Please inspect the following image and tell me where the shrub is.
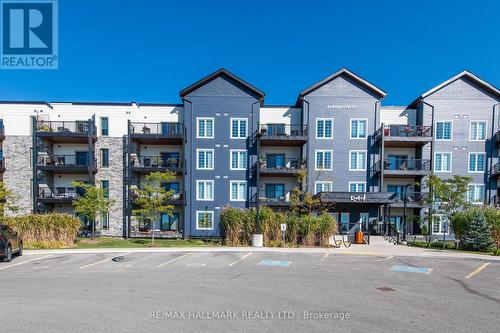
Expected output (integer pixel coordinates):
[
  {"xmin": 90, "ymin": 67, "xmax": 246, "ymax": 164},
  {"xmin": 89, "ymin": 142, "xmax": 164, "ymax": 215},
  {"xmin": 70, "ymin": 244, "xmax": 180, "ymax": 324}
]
[
  {"xmin": 317, "ymin": 213, "xmax": 337, "ymax": 247},
  {"xmin": 219, "ymin": 207, "xmax": 245, "ymax": 246},
  {"xmin": 453, "ymin": 207, "xmax": 500, "ymax": 249},
  {"xmin": 299, "ymin": 215, "xmax": 319, "ymax": 246},
  {"xmin": 2, "ymin": 213, "xmax": 81, "ymax": 248},
  {"xmin": 462, "ymin": 211, "xmax": 494, "ymax": 251},
  {"xmin": 285, "ymin": 214, "xmax": 300, "ymax": 246}
]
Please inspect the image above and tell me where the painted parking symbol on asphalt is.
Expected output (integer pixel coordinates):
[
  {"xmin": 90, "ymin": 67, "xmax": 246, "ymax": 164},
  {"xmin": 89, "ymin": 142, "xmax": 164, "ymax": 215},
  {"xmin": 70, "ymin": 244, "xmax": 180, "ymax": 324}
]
[
  {"xmin": 391, "ymin": 265, "xmax": 433, "ymax": 274},
  {"xmin": 258, "ymin": 260, "xmax": 291, "ymax": 267}
]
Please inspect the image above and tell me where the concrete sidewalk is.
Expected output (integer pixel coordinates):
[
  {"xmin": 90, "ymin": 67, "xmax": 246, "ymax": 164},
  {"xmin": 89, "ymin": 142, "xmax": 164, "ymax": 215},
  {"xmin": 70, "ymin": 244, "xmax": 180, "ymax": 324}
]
[{"xmin": 24, "ymin": 243, "xmax": 500, "ymax": 261}]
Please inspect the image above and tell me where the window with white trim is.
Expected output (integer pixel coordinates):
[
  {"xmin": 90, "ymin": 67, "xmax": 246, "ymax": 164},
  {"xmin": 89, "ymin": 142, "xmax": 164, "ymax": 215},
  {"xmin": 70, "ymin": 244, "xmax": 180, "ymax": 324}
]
[
  {"xmin": 197, "ymin": 149, "xmax": 214, "ymax": 169},
  {"xmin": 469, "ymin": 121, "xmax": 486, "ymax": 141},
  {"xmin": 314, "ymin": 181, "xmax": 332, "ymax": 194},
  {"xmin": 349, "ymin": 182, "xmax": 366, "ymax": 192},
  {"xmin": 350, "ymin": 119, "xmax": 367, "ymax": 139},
  {"xmin": 316, "ymin": 118, "xmax": 333, "ymax": 139},
  {"xmin": 230, "ymin": 181, "xmax": 246, "ymax": 201},
  {"xmin": 197, "ymin": 118, "xmax": 214, "ymax": 138},
  {"xmin": 434, "ymin": 153, "xmax": 452, "ymax": 172},
  {"xmin": 467, "ymin": 184, "xmax": 484, "ymax": 204},
  {"xmin": 315, "ymin": 150, "xmax": 332, "ymax": 170},
  {"xmin": 435, "ymin": 121, "xmax": 452, "ymax": 140},
  {"xmin": 349, "ymin": 150, "xmax": 366, "ymax": 171},
  {"xmin": 230, "ymin": 150, "xmax": 247, "ymax": 170},
  {"xmin": 432, "ymin": 215, "xmax": 450, "ymax": 235},
  {"xmin": 468, "ymin": 153, "xmax": 486, "ymax": 172},
  {"xmin": 196, "ymin": 180, "xmax": 214, "ymax": 201},
  {"xmin": 196, "ymin": 211, "xmax": 214, "ymax": 230},
  {"xmin": 231, "ymin": 118, "xmax": 247, "ymax": 139}
]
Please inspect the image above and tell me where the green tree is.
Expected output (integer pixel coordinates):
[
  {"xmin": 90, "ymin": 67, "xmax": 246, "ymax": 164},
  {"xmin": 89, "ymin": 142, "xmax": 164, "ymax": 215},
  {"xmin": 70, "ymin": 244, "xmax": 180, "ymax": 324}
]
[
  {"xmin": 462, "ymin": 211, "xmax": 494, "ymax": 251},
  {"xmin": 0, "ymin": 182, "xmax": 19, "ymax": 217},
  {"xmin": 72, "ymin": 182, "xmax": 114, "ymax": 237},
  {"xmin": 421, "ymin": 175, "xmax": 472, "ymax": 236},
  {"xmin": 132, "ymin": 171, "xmax": 175, "ymax": 245}
]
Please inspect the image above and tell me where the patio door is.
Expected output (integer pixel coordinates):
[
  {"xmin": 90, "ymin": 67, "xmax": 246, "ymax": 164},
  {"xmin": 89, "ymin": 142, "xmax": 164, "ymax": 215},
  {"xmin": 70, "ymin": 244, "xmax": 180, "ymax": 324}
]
[
  {"xmin": 387, "ymin": 155, "xmax": 407, "ymax": 170},
  {"xmin": 76, "ymin": 151, "xmax": 88, "ymax": 166},
  {"xmin": 265, "ymin": 184, "xmax": 285, "ymax": 198},
  {"xmin": 266, "ymin": 154, "xmax": 285, "ymax": 168}
]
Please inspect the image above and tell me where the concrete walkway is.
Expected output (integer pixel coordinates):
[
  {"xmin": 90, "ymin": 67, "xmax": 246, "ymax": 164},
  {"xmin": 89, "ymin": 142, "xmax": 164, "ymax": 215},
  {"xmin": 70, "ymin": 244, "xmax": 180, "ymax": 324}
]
[{"xmin": 24, "ymin": 242, "xmax": 500, "ymax": 261}]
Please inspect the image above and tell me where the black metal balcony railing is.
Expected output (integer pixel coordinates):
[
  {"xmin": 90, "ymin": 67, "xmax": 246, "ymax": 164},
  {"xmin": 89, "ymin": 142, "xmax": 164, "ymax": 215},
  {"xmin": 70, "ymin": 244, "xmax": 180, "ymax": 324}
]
[
  {"xmin": 383, "ymin": 125, "xmax": 432, "ymax": 138},
  {"xmin": 373, "ymin": 159, "xmax": 431, "ymax": 173},
  {"xmin": 36, "ymin": 120, "xmax": 95, "ymax": 135},
  {"xmin": 37, "ymin": 154, "xmax": 96, "ymax": 168},
  {"xmin": 130, "ymin": 156, "xmax": 182, "ymax": 170},
  {"xmin": 260, "ymin": 124, "xmax": 307, "ymax": 137},
  {"xmin": 390, "ymin": 191, "xmax": 429, "ymax": 205},
  {"xmin": 38, "ymin": 187, "xmax": 83, "ymax": 200},
  {"xmin": 260, "ymin": 158, "xmax": 306, "ymax": 170},
  {"xmin": 130, "ymin": 122, "xmax": 183, "ymax": 136},
  {"xmin": 131, "ymin": 188, "xmax": 184, "ymax": 203}
]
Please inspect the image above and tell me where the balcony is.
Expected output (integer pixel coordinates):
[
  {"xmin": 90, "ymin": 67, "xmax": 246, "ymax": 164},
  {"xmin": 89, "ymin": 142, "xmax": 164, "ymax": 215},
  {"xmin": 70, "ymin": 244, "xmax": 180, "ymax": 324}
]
[
  {"xmin": 389, "ymin": 191, "xmax": 429, "ymax": 208},
  {"xmin": 492, "ymin": 163, "xmax": 500, "ymax": 176},
  {"xmin": 129, "ymin": 122, "xmax": 183, "ymax": 144},
  {"xmin": 258, "ymin": 124, "xmax": 307, "ymax": 146},
  {"xmin": 373, "ymin": 159, "xmax": 431, "ymax": 177},
  {"xmin": 0, "ymin": 159, "xmax": 4, "ymax": 172},
  {"xmin": 259, "ymin": 158, "xmax": 306, "ymax": 177},
  {"xmin": 253, "ymin": 189, "xmax": 293, "ymax": 207},
  {"xmin": 130, "ymin": 155, "xmax": 183, "ymax": 175},
  {"xmin": 376, "ymin": 125, "xmax": 432, "ymax": 147},
  {"xmin": 496, "ymin": 131, "xmax": 500, "ymax": 146},
  {"xmin": 37, "ymin": 154, "xmax": 97, "ymax": 174},
  {"xmin": 37, "ymin": 187, "xmax": 82, "ymax": 204},
  {"xmin": 35, "ymin": 120, "xmax": 96, "ymax": 143},
  {"xmin": 131, "ymin": 188, "xmax": 184, "ymax": 206},
  {"xmin": 0, "ymin": 126, "xmax": 4, "ymax": 141}
]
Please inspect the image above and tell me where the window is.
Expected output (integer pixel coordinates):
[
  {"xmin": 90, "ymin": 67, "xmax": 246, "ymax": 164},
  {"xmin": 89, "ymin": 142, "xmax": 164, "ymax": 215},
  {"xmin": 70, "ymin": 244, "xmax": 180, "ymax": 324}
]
[
  {"xmin": 196, "ymin": 180, "xmax": 214, "ymax": 201},
  {"xmin": 197, "ymin": 118, "xmax": 214, "ymax": 138},
  {"xmin": 340, "ymin": 213, "xmax": 350, "ymax": 234},
  {"xmin": 349, "ymin": 182, "xmax": 366, "ymax": 192},
  {"xmin": 434, "ymin": 153, "xmax": 452, "ymax": 172},
  {"xmin": 230, "ymin": 118, "xmax": 247, "ymax": 139},
  {"xmin": 265, "ymin": 154, "xmax": 285, "ymax": 168},
  {"xmin": 101, "ymin": 117, "xmax": 108, "ymax": 136},
  {"xmin": 467, "ymin": 184, "xmax": 484, "ymax": 204},
  {"xmin": 101, "ymin": 180, "xmax": 109, "ymax": 198},
  {"xmin": 432, "ymin": 215, "xmax": 450, "ymax": 235},
  {"xmin": 230, "ymin": 181, "xmax": 246, "ymax": 201},
  {"xmin": 316, "ymin": 118, "xmax": 333, "ymax": 139},
  {"xmin": 160, "ymin": 212, "xmax": 179, "ymax": 231},
  {"xmin": 349, "ymin": 150, "xmax": 366, "ymax": 171},
  {"xmin": 315, "ymin": 181, "xmax": 332, "ymax": 194},
  {"xmin": 101, "ymin": 212, "xmax": 109, "ymax": 230},
  {"xmin": 470, "ymin": 121, "xmax": 486, "ymax": 141},
  {"xmin": 100, "ymin": 148, "xmax": 109, "ymax": 167},
  {"xmin": 196, "ymin": 211, "xmax": 214, "ymax": 230},
  {"xmin": 469, "ymin": 153, "xmax": 486, "ymax": 172},
  {"xmin": 350, "ymin": 119, "xmax": 367, "ymax": 139},
  {"xmin": 265, "ymin": 184, "xmax": 285, "ymax": 199},
  {"xmin": 197, "ymin": 149, "xmax": 214, "ymax": 170},
  {"xmin": 435, "ymin": 121, "xmax": 452, "ymax": 140},
  {"xmin": 230, "ymin": 150, "xmax": 247, "ymax": 170},
  {"xmin": 315, "ymin": 150, "xmax": 332, "ymax": 170}
]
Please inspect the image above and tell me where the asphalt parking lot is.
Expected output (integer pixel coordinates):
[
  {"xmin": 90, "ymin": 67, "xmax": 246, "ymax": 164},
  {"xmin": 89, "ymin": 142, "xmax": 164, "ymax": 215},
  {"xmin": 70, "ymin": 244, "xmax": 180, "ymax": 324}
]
[{"xmin": 1, "ymin": 251, "xmax": 499, "ymax": 333}]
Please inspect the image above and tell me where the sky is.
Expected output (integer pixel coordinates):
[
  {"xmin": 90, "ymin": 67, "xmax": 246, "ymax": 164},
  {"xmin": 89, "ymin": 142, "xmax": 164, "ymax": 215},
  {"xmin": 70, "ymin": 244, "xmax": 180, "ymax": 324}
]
[{"xmin": 0, "ymin": 0, "xmax": 499, "ymax": 106}]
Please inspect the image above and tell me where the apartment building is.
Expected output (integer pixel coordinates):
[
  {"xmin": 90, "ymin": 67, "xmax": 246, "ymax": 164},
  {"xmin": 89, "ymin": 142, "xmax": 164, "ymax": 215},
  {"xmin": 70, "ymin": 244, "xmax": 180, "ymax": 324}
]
[{"xmin": 0, "ymin": 68, "xmax": 498, "ymax": 238}]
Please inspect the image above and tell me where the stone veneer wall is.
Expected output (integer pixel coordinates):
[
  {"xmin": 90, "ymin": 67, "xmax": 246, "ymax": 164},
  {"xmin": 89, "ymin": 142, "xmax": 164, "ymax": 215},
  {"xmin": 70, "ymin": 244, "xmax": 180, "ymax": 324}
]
[
  {"xmin": 95, "ymin": 137, "xmax": 124, "ymax": 236},
  {"xmin": 3, "ymin": 136, "xmax": 33, "ymax": 215}
]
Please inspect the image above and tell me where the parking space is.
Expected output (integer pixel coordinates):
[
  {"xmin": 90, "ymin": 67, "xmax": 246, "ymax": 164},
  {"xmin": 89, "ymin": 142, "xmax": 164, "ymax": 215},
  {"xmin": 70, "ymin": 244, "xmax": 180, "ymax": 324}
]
[{"xmin": 1, "ymin": 250, "xmax": 499, "ymax": 332}]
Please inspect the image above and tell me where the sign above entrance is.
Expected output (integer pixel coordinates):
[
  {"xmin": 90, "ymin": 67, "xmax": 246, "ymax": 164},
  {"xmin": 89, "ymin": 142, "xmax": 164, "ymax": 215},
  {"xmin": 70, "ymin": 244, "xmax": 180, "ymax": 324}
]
[{"xmin": 350, "ymin": 194, "xmax": 366, "ymax": 202}]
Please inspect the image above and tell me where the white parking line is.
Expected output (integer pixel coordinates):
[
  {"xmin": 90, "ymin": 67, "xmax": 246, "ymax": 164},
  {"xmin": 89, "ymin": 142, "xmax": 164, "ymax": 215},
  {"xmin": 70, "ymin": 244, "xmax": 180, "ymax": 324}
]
[
  {"xmin": 382, "ymin": 255, "xmax": 394, "ymax": 261},
  {"xmin": 157, "ymin": 253, "xmax": 192, "ymax": 268},
  {"xmin": 79, "ymin": 253, "xmax": 130, "ymax": 269},
  {"xmin": 465, "ymin": 262, "xmax": 490, "ymax": 279},
  {"xmin": 0, "ymin": 255, "xmax": 52, "ymax": 271},
  {"xmin": 228, "ymin": 252, "xmax": 253, "ymax": 267},
  {"xmin": 320, "ymin": 251, "xmax": 330, "ymax": 261}
]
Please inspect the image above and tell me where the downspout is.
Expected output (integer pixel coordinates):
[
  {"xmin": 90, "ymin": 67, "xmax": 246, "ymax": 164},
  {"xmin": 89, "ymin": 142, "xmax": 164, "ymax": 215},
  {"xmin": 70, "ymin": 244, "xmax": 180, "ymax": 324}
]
[
  {"xmin": 181, "ymin": 97, "xmax": 192, "ymax": 239},
  {"xmin": 299, "ymin": 96, "xmax": 310, "ymax": 193},
  {"xmin": 31, "ymin": 116, "xmax": 38, "ymax": 213},
  {"xmin": 125, "ymin": 120, "xmax": 132, "ymax": 238},
  {"xmin": 253, "ymin": 97, "xmax": 263, "ymax": 235},
  {"xmin": 421, "ymin": 99, "xmax": 435, "ymax": 237},
  {"xmin": 488, "ymin": 102, "xmax": 500, "ymax": 204}
]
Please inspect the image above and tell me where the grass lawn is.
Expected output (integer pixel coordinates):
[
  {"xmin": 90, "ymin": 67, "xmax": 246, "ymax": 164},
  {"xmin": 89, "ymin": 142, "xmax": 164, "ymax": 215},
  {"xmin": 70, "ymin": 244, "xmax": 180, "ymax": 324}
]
[{"xmin": 70, "ymin": 237, "xmax": 212, "ymax": 249}]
